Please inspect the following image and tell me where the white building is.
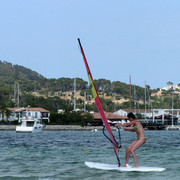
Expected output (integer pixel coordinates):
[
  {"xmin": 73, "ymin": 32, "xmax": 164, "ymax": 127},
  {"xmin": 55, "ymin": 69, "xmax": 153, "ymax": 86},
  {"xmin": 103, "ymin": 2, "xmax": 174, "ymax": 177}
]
[
  {"xmin": 114, "ymin": 109, "xmax": 152, "ymax": 118},
  {"xmin": 160, "ymin": 85, "xmax": 180, "ymax": 92},
  {"xmin": 0, "ymin": 107, "xmax": 50, "ymax": 123},
  {"xmin": 114, "ymin": 109, "xmax": 128, "ymax": 116}
]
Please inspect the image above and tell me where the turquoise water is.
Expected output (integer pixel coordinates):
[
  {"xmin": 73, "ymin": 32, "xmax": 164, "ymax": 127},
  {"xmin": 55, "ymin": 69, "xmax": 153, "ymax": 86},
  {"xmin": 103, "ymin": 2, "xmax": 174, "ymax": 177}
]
[{"xmin": 0, "ymin": 130, "xmax": 179, "ymax": 179}]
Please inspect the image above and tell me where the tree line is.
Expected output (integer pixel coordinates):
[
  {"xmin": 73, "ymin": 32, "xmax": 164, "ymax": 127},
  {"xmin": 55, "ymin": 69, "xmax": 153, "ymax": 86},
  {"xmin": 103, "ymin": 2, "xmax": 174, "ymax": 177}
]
[{"xmin": 1, "ymin": 60, "xmax": 180, "ymax": 118}]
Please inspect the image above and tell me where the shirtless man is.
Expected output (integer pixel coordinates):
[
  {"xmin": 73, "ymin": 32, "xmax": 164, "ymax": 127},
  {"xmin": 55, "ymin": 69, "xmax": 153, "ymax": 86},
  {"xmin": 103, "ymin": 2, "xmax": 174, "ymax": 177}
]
[{"xmin": 115, "ymin": 112, "xmax": 146, "ymax": 168}]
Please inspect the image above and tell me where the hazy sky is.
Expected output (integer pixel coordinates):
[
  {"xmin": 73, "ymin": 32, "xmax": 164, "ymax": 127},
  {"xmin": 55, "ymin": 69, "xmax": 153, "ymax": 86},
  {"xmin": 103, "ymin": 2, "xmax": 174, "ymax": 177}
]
[{"xmin": 0, "ymin": 0, "xmax": 180, "ymax": 89}]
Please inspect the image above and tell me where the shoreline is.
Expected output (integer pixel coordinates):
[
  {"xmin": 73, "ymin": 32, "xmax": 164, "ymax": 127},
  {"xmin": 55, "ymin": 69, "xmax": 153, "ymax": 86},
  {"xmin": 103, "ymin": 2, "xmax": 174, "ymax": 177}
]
[
  {"xmin": 0, "ymin": 125, "xmax": 107, "ymax": 131},
  {"xmin": 44, "ymin": 125, "xmax": 106, "ymax": 131},
  {"xmin": 0, "ymin": 125, "xmax": 179, "ymax": 131}
]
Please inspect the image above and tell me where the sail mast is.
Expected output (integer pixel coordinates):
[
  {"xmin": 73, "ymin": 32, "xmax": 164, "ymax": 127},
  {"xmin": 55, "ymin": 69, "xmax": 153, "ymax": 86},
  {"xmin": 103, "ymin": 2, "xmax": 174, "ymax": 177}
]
[
  {"xmin": 78, "ymin": 38, "xmax": 121, "ymax": 166},
  {"xmin": 74, "ymin": 78, "xmax": 76, "ymax": 111}
]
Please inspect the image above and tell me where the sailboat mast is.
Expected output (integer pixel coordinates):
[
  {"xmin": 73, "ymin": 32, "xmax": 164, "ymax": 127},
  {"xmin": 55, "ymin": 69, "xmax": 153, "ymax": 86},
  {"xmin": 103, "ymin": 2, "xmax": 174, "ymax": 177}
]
[
  {"xmin": 129, "ymin": 75, "xmax": 131, "ymax": 111},
  {"xmin": 14, "ymin": 82, "xmax": 16, "ymax": 105},
  {"xmin": 145, "ymin": 81, "xmax": 146, "ymax": 120},
  {"xmin": 172, "ymin": 86, "xmax": 174, "ymax": 126},
  {"xmin": 74, "ymin": 78, "xmax": 76, "ymax": 111},
  {"xmin": 17, "ymin": 83, "xmax": 20, "ymax": 107},
  {"xmin": 134, "ymin": 85, "xmax": 136, "ymax": 114}
]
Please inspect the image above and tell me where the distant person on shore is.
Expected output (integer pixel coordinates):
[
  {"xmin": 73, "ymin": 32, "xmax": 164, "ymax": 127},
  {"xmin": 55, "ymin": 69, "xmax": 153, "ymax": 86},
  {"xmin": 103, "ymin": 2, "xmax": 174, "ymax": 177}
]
[{"xmin": 115, "ymin": 112, "xmax": 146, "ymax": 168}]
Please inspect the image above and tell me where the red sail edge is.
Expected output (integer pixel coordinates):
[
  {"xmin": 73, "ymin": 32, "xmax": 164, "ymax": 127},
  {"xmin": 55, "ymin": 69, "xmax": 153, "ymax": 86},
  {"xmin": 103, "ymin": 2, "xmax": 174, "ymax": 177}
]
[{"xmin": 78, "ymin": 38, "xmax": 120, "ymax": 166}]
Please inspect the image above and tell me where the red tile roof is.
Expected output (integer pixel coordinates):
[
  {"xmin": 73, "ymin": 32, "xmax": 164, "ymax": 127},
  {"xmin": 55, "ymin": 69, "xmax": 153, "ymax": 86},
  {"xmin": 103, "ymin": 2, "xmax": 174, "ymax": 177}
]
[
  {"xmin": 92, "ymin": 112, "xmax": 128, "ymax": 120},
  {"xmin": 7, "ymin": 107, "xmax": 50, "ymax": 113}
]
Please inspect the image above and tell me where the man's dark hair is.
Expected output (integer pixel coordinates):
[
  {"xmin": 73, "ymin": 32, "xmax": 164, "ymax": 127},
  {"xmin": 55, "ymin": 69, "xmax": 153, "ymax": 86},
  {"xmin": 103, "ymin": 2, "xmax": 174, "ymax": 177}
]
[{"xmin": 127, "ymin": 112, "xmax": 136, "ymax": 119}]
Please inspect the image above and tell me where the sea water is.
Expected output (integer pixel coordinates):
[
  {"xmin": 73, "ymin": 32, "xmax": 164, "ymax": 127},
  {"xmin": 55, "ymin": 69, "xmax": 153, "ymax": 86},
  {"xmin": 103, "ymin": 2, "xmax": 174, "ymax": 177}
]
[{"xmin": 0, "ymin": 130, "xmax": 179, "ymax": 180}]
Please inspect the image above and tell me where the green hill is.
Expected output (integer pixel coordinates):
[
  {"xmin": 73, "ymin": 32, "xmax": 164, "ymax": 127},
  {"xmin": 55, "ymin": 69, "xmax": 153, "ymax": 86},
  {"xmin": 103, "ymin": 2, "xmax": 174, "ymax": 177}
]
[{"xmin": 0, "ymin": 60, "xmax": 161, "ymax": 112}]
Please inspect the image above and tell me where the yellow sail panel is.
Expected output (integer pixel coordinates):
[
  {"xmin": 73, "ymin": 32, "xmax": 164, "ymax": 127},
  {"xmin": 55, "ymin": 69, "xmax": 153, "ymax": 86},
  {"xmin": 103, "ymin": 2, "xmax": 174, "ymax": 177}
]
[{"xmin": 88, "ymin": 74, "xmax": 97, "ymax": 98}]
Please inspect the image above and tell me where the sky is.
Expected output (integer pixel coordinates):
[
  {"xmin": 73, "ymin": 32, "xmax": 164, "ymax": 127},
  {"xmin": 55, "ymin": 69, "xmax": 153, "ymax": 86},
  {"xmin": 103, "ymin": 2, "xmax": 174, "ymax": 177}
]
[{"xmin": 0, "ymin": 0, "xmax": 180, "ymax": 89}]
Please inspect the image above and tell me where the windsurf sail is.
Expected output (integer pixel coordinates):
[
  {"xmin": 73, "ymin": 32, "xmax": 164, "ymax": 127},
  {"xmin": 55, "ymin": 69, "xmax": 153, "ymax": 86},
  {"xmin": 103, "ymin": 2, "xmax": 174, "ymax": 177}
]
[{"xmin": 78, "ymin": 38, "xmax": 121, "ymax": 166}]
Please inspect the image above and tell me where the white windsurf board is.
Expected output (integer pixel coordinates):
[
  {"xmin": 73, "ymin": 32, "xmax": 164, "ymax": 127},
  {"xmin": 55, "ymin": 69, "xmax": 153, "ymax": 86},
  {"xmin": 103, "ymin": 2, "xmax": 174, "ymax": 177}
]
[{"xmin": 85, "ymin": 162, "xmax": 165, "ymax": 172}]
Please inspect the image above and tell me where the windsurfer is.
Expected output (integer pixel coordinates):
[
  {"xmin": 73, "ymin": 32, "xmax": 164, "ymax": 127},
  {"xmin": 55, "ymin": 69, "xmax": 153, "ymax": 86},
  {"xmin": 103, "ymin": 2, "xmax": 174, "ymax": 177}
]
[{"xmin": 115, "ymin": 112, "xmax": 146, "ymax": 168}]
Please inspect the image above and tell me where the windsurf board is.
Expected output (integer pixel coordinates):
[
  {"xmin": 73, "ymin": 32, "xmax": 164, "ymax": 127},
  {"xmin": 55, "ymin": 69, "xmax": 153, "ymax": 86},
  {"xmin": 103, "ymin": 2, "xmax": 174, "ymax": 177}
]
[{"xmin": 85, "ymin": 162, "xmax": 165, "ymax": 172}]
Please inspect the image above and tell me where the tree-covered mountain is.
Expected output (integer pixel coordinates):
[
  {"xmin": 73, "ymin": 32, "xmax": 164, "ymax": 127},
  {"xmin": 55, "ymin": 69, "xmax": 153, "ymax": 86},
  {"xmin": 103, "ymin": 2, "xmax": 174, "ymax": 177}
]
[
  {"xmin": 0, "ymin": 61, "xmax": 43, "ymax": 82},
  {"xmin": 1, "ymin": 60, "xmax": 178, "ymax": 113},
  {"xmin": 0, "ymin": 61, "xmax": 44, "ymax": 91}
]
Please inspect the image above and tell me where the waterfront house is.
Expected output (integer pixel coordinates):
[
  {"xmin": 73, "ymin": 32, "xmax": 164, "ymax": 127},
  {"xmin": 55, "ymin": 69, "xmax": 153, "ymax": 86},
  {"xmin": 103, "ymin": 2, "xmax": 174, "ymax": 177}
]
[
  {"xmin": 113, "ymin": 109, "xmax": 128, "ymax": 116},
  {"xmin": 114, "ymin": 109, "xmax": 180, "ymax": 125},
  {"xmin": 0, "ymin": 107, "xmax": 50, "ymax": 123},
  {"xmin": 114, "ymin": 109, "xmax": 153, "ymax": 118},
  {"xmin": 91, "ymin": 112, "xmax": 128, "ymax": 126}
]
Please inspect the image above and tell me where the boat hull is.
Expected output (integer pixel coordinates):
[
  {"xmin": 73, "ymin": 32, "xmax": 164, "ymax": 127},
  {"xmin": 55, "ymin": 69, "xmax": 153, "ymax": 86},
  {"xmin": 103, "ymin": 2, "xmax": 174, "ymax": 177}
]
[
  {"xmin": 16, "ymin": 126, "xmax": 44, "ymax": 133},
  {"xmin": 16, "ymin": 119, "xmax": 45, "ymax": 133},
  {"xmin": 166, "ymin": 126, "xmax": 180, "ymax": 130}
]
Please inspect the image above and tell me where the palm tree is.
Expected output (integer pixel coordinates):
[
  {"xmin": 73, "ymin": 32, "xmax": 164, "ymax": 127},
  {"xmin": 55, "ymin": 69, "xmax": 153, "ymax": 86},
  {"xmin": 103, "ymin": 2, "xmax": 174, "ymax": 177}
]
[
  {"xmin": 167, "ymin": 81, "xmax": 173, "ymax": 87},
  {"xmin": 0, "ymin": 105, "xmax": 11, "ymax": 121},
  {"xmin": 5, "ymin": 109, "xmax": 11, "ymax": 121},
  {"xmin": 0, "ymin": 105, "xmax": 6, "ymax": 120}
]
